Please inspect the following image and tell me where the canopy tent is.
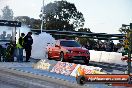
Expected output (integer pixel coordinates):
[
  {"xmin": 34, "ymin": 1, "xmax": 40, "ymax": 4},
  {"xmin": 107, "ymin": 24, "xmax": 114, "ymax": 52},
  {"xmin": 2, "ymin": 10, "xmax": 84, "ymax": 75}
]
[{"xmin": 0, "ymin": 20, "xmax": 21, "ymax": 42}]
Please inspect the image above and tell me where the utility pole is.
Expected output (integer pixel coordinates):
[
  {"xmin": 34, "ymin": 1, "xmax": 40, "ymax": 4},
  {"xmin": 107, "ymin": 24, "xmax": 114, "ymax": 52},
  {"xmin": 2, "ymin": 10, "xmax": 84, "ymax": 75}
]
[
  {"xmin": 40, "ymin": 0, "xmax": 45, "ymax": 33},
  {"xmin": 12, "ymin": 27, "xmax": 16, "ymax": 43}
]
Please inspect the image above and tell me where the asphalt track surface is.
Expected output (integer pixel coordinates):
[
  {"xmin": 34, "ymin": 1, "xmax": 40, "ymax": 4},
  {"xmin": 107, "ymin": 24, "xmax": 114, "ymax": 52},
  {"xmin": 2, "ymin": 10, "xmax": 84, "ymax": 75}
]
[
  {"xmin": 89, "ymin": 61, "xmax": 130, "ymax": 74},
  {"xmin": 73, "ymin": 60, "xmax": 129, "ymax": 74},
  {"xmin": 0, "ymin": 67, "xmax": 87, "ymax": 88}
]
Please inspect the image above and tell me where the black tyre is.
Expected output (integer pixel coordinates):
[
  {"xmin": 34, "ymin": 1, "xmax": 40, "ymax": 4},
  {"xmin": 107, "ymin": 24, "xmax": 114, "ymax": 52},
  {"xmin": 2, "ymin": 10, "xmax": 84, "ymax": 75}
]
[
  {"xmin": 59, "ymin": 52, "xmax": 65, "ymax": 62},
  {"xmin": 84, "ymin": 57, "xmax": 90, "ymax": 65},
  {"xmin": 69, "ymin": 59, "xmax": 73, "ymax": 63},
  {"xmin": 84, "ymin": 59, "xmax": 89, "ymax": 65},
  {"xmin": 76, "ymin": 76, "xmax": 86, "ymax": 85},
  {"xmin": 47, "ymin": 52, "xmax": 52, "ymax": 60}
]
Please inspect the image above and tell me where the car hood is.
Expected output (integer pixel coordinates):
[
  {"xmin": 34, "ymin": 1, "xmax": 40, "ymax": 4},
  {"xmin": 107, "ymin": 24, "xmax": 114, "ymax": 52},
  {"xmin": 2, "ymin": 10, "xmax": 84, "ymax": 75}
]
[{"xmin": 63, "ymin": 47, "xmax": 88, "ymax": 51}]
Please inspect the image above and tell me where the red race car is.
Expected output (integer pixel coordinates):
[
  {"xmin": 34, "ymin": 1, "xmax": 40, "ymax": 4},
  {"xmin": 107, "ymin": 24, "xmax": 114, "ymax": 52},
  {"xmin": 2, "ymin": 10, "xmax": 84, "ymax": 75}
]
[{"xmin": 47, "ymin": 39, "xmax": 90, "ymax": 64}]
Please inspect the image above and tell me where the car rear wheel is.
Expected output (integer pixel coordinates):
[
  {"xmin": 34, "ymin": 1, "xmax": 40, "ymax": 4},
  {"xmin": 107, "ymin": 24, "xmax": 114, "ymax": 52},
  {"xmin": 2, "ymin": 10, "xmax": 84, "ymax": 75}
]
[{"xmin": 60, "ymin": 52, "xmax": 65, "ymax": 62}]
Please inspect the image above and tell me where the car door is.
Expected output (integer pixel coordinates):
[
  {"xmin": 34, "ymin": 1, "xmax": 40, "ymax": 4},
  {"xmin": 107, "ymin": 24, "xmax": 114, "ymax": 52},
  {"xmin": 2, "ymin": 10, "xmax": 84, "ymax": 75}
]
[{"xmin": 52, "ymin": 40, "xmax": 60, "ymax": 58}]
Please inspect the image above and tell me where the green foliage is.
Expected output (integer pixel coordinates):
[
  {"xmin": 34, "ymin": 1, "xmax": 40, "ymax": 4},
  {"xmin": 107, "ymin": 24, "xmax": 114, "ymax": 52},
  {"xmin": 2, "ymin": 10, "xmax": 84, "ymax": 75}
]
[
  {"xmin": 78, "ymin": 28, "xmax": 91, "ymax": 32},
  {"xmin": 14, "ymin": 16, "xmax": 41, "ymax": 29},
  {"xmin": 40, "ymin": 0, "xmax": 85, "ymax": 31},
  {"xmin": 79, "ymin": 38, "xmax": 88, "ymax": 45},
  {"xmin": 14, "ymin": 16, "xmax": 31, "ymax": 25},
  {"xmin": 1, "ymin": 6, "xmax": 14, "ymax": 20},
  {"xmin": 77, "ymin": 28, "xmax": 93, "ymax": 46},
  {"xmin": 119, "ymin": 28, "xmax": 130, "ymax": 34},
  {"xmin": 30, "ymin": 19, "xmax": 41, "ymax": 29},
  {"xmin": 119, "ymin": 23, "xmax": 132, "ymax": 34}
]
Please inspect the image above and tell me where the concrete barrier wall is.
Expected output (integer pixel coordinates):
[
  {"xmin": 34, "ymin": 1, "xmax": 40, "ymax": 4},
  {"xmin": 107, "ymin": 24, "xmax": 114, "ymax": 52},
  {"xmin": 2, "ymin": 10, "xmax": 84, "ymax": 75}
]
[
  {"xmin": 89, "ymin": 50, "xmax": 127, "ymax": 65},
  {"xmin": 89, "ymin": 50, "xmax": 102, "ymax": 62},
  {"xmin": 99, "ymin": 51, "xmax": 111, "ymax": 63},
  {"xmin": 108, "ymin": 52, "xmax": 127, "ymax": 65}
]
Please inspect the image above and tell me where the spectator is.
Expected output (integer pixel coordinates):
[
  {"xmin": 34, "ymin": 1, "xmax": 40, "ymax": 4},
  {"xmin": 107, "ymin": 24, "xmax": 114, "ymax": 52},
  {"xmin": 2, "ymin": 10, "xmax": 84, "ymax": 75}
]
[
  {"xmin": 100, "ymin": 43, "xmax": 106, "ymax": 51},
  {"xmin": 110, "ymin": 41, "xmax": 114, "ymax": 52},
  {"xmin": 16, "ymin": 33, "xmax": 25, "ymax": 62},
  {"xmin": 24, "ymin": 32, "xmax": 33, "ymax": 62}
]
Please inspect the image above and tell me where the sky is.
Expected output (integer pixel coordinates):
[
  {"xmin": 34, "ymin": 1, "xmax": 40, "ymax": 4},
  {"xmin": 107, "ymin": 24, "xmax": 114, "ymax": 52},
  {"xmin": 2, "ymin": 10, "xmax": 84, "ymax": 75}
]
[{"xmin": 0, "ymin": 0, "xmax": 132, "ymax": 34}]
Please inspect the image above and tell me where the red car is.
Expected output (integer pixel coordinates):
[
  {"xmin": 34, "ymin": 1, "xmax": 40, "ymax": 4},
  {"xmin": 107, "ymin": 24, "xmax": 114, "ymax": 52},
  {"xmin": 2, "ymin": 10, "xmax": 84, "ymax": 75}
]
[{"xmin": 47, "ymin": 39, "xmax": 90, "ymax": 64}]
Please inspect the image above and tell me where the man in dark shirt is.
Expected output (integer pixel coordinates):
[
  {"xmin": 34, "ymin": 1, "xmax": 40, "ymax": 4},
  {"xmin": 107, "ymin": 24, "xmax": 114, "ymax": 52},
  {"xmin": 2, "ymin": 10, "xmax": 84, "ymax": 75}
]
[{"xmin": 24, "ymin": 32, "xmax": 33, "ymax": 62}]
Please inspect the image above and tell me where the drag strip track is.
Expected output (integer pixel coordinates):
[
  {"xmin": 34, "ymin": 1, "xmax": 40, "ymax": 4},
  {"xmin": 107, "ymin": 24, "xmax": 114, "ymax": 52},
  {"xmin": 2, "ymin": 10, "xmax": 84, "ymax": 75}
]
[
  {"xmin": 0, "ymin": 80, "xmax": 23, "ymax": 88},
  {"xmin": 89, "ymin": 61, "xmax": 128, "ymax": 73},
  {"xmin": 89, "ymin": 61, "xmax": 127, "ymax": 70},
  {"xmin": 0, "ymin": 67, "xmax": 87, "ymax": 88},
  {"xmin": 71, "ymin": 60, "xmax": 128, "ymax": 74}
]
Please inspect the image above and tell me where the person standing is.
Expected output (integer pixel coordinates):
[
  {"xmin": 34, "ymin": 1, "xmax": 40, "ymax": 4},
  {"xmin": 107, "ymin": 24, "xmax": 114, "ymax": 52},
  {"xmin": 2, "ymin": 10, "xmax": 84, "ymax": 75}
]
[
  {"xmin": 16, "ymin": 33, "xmax": 25, "ymax": 62},
  {"xmin": 24, "ymin": 32, "xmax": 33, "ymax": 62}
]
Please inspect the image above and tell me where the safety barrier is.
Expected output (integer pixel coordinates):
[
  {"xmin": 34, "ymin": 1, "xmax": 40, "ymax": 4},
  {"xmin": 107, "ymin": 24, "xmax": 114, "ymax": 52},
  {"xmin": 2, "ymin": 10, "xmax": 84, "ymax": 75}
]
[
  {"xmin": 70, "ymin": 65, "xmax": 104, "ymax": 77},
  {"xmin": 89, "ymin": 50, "xmax": 127, "ymax": 65},
  {"xmin": 33, "ymin": 60, "xmax": 104, "ymax": 76},
  {"xmin": 50, "ymin": 61, "xmax": 77, "ymax": 75},
  {"xmin": 89, "ymin": 50, "xmax": 102, "ymax": 62},
  {"xmin": 108, "ymin": 52, "xmax": 126, "ymax": 65},
  {"xmin": 99, "ymin": 51, "xmax": 111, "ymax": 63},
  {"xmin": 33, "ymin": 59, "xmax": 57, "ymax": 71}
]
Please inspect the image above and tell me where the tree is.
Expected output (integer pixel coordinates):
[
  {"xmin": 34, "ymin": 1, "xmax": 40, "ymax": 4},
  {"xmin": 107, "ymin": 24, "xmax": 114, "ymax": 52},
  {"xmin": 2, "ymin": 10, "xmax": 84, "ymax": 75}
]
[
  {"xmin": 40, "ymin": 0, "xmax": 85, "ymax": 31},
  {"xmin": 76, "ymin": 28, "xmax": 96, "ymax": 49},
  {"xmin": 30, "ymin": 19, "xmax": 41, "ymax": 29},
  {"xmin": 78, "ymin": 28, "xmax": 91, "ymax": 32},
  {"xmin": 1, "ymin": 6, "xmax": 14, "ymax": 20},
  {"xmin": 78, "ymin": 28, "xmax": 91, "ymax": 45},
  {"xmin": 119, "ymin": 27, "xmax": 130, "ymax": 34},
  {"xmin": 14, "ymin": 16, "xmax": 41, "ymax": 29},
  {"xmin": 14, "ymin": 16, "xmax": 31, "ymax": 25}
]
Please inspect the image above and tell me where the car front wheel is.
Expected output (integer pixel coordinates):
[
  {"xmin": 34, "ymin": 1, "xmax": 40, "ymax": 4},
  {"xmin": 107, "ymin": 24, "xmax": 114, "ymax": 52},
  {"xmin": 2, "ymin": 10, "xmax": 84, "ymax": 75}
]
[
  {"xmin": 84, "ymin": 59, "xmax": 89, "ymax": 65},
  {"xmin": 59, "ymin": 52, "xmax": 65, "ymax": 62}
]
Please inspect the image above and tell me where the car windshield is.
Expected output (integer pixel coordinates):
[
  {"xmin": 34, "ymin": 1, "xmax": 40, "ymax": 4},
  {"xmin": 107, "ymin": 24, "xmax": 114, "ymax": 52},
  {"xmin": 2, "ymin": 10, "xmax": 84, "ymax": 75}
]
[{"xmin": 60, "ymin": 40, "xmax": 81, "ymax": 47}]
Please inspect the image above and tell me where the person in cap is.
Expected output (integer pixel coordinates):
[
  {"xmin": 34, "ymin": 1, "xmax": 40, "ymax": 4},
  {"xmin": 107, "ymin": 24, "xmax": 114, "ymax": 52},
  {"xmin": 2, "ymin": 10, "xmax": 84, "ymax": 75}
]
[{"xmin": 24, "ymin": 32, "xmax": 33, "ymax": 62}]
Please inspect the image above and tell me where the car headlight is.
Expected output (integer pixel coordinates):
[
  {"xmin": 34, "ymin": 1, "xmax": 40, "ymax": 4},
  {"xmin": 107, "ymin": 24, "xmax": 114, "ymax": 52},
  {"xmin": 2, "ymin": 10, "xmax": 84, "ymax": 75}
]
[
  {"xmin": 67, "ymin": 50, "xmax": 72, "ymax": 53},
  {"xmin": 86, "ymin": 51, "xmax": 90, "ymax": 54}
]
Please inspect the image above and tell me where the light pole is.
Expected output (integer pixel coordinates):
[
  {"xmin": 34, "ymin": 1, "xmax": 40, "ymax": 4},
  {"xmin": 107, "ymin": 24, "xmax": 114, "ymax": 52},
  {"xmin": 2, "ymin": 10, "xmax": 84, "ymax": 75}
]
[{"xmin": 40, "ymin": 0, "xmax": 45, "ymax": 33}]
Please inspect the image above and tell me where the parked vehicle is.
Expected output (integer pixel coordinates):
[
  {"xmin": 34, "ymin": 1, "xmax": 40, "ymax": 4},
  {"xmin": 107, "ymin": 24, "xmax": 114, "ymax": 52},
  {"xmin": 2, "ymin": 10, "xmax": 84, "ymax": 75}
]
[{"xmin": 47, "ymin": 39, "xmax": 90, "ymax": 64}]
